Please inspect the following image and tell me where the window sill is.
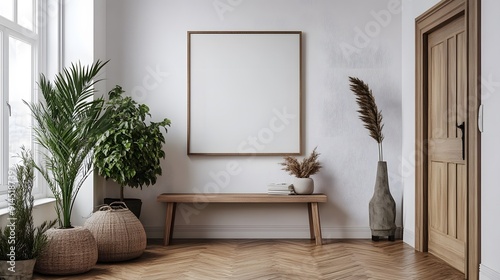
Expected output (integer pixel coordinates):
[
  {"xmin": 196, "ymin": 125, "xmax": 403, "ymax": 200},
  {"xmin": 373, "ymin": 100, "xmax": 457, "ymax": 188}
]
[{"xmin": 0, "ymin": 197, "xmax": 56, "ymax": 217}]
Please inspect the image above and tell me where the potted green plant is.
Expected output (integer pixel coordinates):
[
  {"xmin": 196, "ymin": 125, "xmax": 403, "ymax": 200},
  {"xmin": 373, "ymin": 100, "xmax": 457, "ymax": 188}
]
[
  {"xmin": 25, "ymin": 60, "xmax": 112, "ymax": 275},
  {"xmin": 348, "ymin": 76, "xmax": 396, "ymax": 241},
  {"xmin": 0, "ymin": 148, "xmax": 55, "ymax": 280},
  {"xmin": 93, "ymin": 85, "xmax": 171, "ymax": 218},
  {"xmin": 279, "ymin": 147, "xmax": 322, "ymax": 194}
]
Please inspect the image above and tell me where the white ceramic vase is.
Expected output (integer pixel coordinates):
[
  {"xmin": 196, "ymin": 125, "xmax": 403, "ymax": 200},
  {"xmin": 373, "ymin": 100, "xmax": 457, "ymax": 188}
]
[{"xmin": 293, "ymin": 178, "xmax": 314, "ymax": 194}]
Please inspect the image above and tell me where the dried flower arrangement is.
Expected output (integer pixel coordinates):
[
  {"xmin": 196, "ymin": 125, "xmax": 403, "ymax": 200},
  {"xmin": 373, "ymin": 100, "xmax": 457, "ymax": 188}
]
[{"xmin": 279, "ymin": 147, "xmax": 322, "ymax": 178}]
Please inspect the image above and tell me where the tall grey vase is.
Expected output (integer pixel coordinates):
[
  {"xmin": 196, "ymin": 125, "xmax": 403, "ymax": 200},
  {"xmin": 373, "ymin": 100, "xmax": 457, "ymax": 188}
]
[{"xmin": 369, "ymin": 161, "xmax": 396, "ymax": 241}]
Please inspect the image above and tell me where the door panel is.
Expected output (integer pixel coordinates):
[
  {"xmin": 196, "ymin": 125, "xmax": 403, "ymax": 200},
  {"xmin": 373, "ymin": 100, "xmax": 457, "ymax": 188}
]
[
  {"xmin": 427, "ymin": 15, "xmax": 466, "ymax": 273},
  {"xmin": 448, "ymin": 163, "xmax": 457, "ymax": 238},
  {"xmin": 429, "ymin": 162, "xmax": 447, "ymax": 232},
  {"xmin": 457, "ymin": 164, "xmax": 467, "ymax": 242}
]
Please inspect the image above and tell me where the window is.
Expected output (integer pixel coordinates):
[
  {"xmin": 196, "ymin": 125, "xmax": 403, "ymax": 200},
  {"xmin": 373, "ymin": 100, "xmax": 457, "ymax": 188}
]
[{"xmin": 0, "ymin": 0, "xmax": 46, "ymax": 202}]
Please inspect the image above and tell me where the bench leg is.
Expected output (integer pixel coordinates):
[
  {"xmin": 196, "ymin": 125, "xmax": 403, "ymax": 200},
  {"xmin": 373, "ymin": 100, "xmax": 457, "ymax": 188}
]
[
  {"xmin": 309, "ymin": 202, "xmax": 323, "ymax": 245},
  {"xmin": 163, "ymin": 202, "xmax": 177, "ymax": 246},
  {"xmin": 307, "ymin": 203, "xmax": 315, "ymax": 239}
]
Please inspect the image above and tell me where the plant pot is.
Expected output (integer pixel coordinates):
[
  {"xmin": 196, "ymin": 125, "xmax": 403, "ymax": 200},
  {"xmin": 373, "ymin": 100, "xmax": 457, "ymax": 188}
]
[
  {"xmin": 0, "ymin": 259, "xmax": 36, "ymax": 280},
  {"xmin": 84, "ymin": 203, "xmax": 147, "ymax": 262},
  {"xmin": 34, "ymin": 227, "xmax": 98, "ymax": 275},
  {"xmin": 104, "ymin": 198, "xmax": 142, "ymax": 218},
  {"xmin": 369, "ymin": 161, "xmax": 396, "ymax": 241},
  {"xmin": 292, "ymin": 178, "xmax": 314, "ymax": 194}
]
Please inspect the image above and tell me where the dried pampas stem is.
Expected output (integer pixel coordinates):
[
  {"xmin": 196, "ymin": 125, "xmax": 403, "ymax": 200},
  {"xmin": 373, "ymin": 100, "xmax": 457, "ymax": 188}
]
[{"xmin": 349, "ymin": 76, "xmax": 384, "ymax": 161}]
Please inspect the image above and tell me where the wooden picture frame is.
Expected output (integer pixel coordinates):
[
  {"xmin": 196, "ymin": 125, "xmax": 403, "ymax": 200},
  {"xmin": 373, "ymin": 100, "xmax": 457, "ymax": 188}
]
[{"xmin": 187, "ymin": 31, "xmax": 302, "ymax": 155}]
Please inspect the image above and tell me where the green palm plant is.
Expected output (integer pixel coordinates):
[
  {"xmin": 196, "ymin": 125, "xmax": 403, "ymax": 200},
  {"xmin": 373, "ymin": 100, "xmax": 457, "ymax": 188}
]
[{"xmin": 25, "ymin": 60, "xmax": 111, "ymax": 228}]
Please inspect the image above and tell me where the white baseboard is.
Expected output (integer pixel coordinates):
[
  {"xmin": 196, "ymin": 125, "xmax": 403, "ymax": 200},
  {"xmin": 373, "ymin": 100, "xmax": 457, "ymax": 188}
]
[
  {"xmin": 403, "ymin": 228, "xmax": 415, "ymax": 248},
  {"xmin": 480, "ymin": 264, "xmax": 500, "ymax": 280},
  {"xmin": 145, "ymin": 226, "xmax": 166, "ymax": 239},
  {"xmin": 145, "ymin": 225, "xmax": 403, "ymax": 240}
]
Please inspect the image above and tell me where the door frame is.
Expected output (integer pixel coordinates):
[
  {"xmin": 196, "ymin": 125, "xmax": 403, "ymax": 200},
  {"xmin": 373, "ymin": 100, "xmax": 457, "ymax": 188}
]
[{"xmin": 415, "ymin": 0, "xmax": 480, "ymax": 279}]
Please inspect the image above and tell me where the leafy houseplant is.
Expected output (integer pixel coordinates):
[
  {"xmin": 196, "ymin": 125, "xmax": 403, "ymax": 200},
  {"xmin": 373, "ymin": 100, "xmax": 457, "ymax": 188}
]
[
  {"xmin": 26, "ymin": 61, "xmax": 111, "ymax": 275},
  {"xmin": 93, "ymin": 85, "xmax": 171, "ymax": 217},
  {"xmin": 0, "ymin": 148, "xmax": 55, "ymax": 279},
  {"xmin": 348, "ymin": 76, "xmax": 396, "ymax": 241},
  {"xmin": 279, "ymin": 148, "xmax": 322, "ymax": 194}
]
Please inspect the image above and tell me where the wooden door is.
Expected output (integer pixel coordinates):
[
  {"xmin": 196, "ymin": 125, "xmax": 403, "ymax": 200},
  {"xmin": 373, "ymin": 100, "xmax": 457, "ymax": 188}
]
[{"xmin": 427, "ymin": 15, "xmax": 467, "ymax": 273}]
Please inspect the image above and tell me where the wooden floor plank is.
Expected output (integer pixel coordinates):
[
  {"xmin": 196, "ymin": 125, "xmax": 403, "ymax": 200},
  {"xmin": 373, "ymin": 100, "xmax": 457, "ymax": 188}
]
[{"xmin": 33, "ymin": 239, "xmax": 465, "ymax": 279}]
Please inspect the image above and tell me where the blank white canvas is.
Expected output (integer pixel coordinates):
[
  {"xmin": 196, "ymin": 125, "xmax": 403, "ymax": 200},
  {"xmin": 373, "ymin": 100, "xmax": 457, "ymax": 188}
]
[{"xmin": 188, "ymin": 32, "xmax": 301, "ymax": 155}]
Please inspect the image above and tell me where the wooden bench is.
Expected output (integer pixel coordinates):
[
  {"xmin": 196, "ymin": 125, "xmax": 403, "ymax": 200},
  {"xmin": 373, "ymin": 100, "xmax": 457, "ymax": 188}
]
[{"xmin": 157, "ymin": 193, "xmax": 328, "ymax": 246}]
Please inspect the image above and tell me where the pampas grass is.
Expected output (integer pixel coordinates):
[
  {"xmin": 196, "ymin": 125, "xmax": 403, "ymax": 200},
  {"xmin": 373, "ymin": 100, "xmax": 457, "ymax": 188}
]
[
  {"xmin": 280, "ymin": 147, "xmax": 322, "ymax": 178},
  {"xmin": 349, "ymin": 77, "xmax": 385, "ymax": 161}
]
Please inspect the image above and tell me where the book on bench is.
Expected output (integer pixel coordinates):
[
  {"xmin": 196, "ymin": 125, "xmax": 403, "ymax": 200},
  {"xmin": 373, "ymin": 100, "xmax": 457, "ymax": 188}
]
[{"xmin": 267, "ymin": 183, "xmax": 295, "ymax": 195}]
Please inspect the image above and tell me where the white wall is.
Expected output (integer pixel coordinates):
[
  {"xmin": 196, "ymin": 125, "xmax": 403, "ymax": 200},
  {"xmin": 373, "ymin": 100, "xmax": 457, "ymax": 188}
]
[
  {"xmin": 62, "ymin": 0, "xmax": 108, "ymax": 226},
  {"xmin": 400, "ymin": 0, "xmax": 440, "ymax": 248},
  {"xmin": 93, "ymin": 0, "xmax": 108, "ymax": 209},
  {"xmin": 104, "ymin": 0, "xmax": 403, "ymax": 239},
  {"xmin": 480, "ymin": 1, "xmax": 500, "ymax": 279},
  {"xmin": 61, "ymin": 0, "xmax": 96, "ymax": 226}
]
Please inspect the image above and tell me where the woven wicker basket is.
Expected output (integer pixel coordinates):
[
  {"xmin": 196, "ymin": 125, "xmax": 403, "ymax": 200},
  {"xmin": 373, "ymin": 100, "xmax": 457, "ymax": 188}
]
[
  {"xmin": 84, "ymin": 202, "xmax": 147, "ymax": 262},
  {"xmin": 34, "ymin": 227, "xmax": 98, "ymax": 275}
]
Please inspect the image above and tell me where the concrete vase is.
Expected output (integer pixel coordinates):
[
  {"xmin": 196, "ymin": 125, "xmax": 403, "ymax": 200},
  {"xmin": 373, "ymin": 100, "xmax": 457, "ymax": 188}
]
[{"xmin": 369, "ymin": 161, "xmax": 396, "ymax": 241}]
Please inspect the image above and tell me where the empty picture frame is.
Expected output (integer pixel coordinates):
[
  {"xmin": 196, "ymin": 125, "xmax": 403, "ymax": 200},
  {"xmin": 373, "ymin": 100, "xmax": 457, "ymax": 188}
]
[{"xmin": 188, "ymin": 31, "xmax": 302, "ymax": 155}]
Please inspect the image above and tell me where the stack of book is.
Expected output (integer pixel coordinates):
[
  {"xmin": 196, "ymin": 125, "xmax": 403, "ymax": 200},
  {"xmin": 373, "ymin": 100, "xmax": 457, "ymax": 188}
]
[{"xmin": 267, "ymin": 183, "xmax": 295, "ymax": 195}]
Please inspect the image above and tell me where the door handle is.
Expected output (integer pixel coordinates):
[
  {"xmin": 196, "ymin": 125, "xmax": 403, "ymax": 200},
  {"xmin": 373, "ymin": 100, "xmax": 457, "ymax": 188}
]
[
  {"xmin": 457, "ymin": 122, "xmax": 465, "ymax": 160},
  {"xmin": 6, "ymin": 102, "xmax": 11, "ymax": 116}
]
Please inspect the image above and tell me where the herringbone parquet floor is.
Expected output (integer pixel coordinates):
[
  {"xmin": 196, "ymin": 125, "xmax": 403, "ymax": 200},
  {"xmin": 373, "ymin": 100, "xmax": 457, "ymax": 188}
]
[{"xmin": 33, "ymin": 239, "xmax": 465, "ymax": 280}]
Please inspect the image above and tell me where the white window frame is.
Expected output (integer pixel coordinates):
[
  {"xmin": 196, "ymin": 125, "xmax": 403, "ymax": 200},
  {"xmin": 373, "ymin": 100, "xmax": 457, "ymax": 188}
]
[{"xmin": 0, "ymin": 0, "xmax": 59, "ymax": 207}]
